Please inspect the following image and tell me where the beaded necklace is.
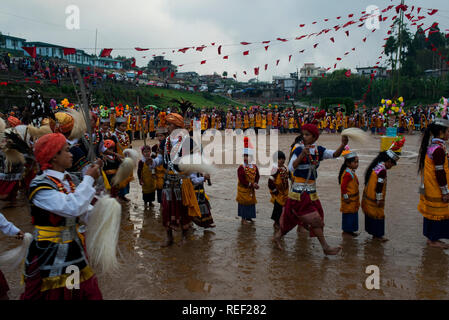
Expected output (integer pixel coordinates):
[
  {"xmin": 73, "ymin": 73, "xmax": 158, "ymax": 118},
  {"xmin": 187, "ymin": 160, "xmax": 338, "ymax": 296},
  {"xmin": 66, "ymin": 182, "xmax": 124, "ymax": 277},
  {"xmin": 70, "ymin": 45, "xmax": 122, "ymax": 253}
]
[
  {"xmin": 47, "ymin": 175, "xmax": 76, "ymax": 194},
  {"xmin": 115, "ymin": 129, "xmax": 130, "ymax": 147}
]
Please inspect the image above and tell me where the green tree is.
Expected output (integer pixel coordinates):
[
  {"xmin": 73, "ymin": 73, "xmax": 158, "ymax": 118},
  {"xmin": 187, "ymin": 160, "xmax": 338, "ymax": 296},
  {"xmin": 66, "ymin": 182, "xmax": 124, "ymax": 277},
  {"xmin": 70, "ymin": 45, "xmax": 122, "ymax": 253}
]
[{"xmin": 385, "ymin": 36, "xmax": 397, "ymax": 70}]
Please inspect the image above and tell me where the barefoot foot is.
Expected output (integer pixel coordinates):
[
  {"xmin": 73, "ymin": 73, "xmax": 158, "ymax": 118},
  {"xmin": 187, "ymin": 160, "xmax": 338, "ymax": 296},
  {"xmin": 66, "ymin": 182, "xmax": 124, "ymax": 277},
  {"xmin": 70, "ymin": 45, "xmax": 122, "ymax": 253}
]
[
  {"xmin": 323, "ymin": 246, "xmax": 342, "ymax": 256},
  {"xmin": 427, "ymin": 240, "xmax": 449, "ymax": 249}
]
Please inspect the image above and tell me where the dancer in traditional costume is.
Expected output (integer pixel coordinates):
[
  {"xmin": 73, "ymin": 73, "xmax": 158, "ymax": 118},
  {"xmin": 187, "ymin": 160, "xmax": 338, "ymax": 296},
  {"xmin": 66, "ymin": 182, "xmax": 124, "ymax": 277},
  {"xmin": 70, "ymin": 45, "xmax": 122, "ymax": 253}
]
[
  {"xmin": 149, "ymin": 113, "xmax": 196, "ymax": 246},
  {"xmin": 54, "ymin": 110, "xmax": 90, "ymax": 180},
  {"xmin": 138, "ymin": 145, "xmax": 157, "ymax": 209},
  {"xmin": 191, "ymin": 172, "xmax": 215, "ymax": 229},
  {"xmin": 113, "ymin": 114, "xmax": 132, "ymax": 202},
  {"xmin": 273, "ymin": 124, "xmax": 346, "ymax": 255},
  {"xmin": 362, "ymin": 141, "xmax": 403, "ymax": 241},
  {"xmin": 154, "ymin": 127, "xmax": 168, "ymax": 207},
  {"xmin": 21, "ymin": 133, "xmax": 103, "ymax": 300},
  {"xmin": 0, "ymin": 212, "xmax": 24, "ymax": 300},
  {"xmin": 236, "ymin": 137, "xmax": 260, "ymax": 225},
  {"xmin": 418, "ymin": 117, "xmax": 449, "ymax": 248},
  {"xmin": 268, "ymin": 151, "xmax": 289, "ymax": 230},
  {"xmin": 101, "ymin": 139, "xmax": 123, "ymax": 198},
  {"xmin": 339, "ymin": 148, "xmax": 360, "ymax": 237},
  {"xmin": 0, "ymin": 122, "xmax": 35, "ymax": 205}
]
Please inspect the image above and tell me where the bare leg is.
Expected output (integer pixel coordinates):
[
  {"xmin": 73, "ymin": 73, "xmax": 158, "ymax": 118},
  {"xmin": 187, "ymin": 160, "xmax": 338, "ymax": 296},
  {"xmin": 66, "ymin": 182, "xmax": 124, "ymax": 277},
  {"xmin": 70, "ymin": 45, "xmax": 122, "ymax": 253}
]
[
  {"xmin": 300, "ymin": 211, "xmax": 342, "ymax": 255},
  {"xmin": 161, "ymin": 229, "xmax": 174, "ymax": 247},
  {"xmin": 272, "ymin": 229, "xmax": 284, "ymax": 251}
]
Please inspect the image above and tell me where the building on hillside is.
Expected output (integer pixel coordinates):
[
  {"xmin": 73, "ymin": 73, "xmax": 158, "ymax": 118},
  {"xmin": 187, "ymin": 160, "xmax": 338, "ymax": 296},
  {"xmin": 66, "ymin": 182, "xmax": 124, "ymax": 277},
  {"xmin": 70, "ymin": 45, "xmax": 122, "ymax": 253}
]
[
  {"xmin": 0, "ymin": 35, "xmax": 27, "ymax": 55},
  {"xmin": 175, "ymin": 71, "xmax": 199, "ymax": 80},
  {"xmin": 273, "ymin": 76, "xmax": 298, "ymax": 95},
  {"xmin": 147, "ymin": 56, "xmax": 177, "ymax": 78},
  {"xmin": 23, "ymin": 41, "xmax": 65, "ymax": 59},
  {"xmin": 300, "ymin": 63, "xmax": 327, "ymax": 79},
  {"xmin": 356, "ymin": 66, "xmax": 388, "ymax": 78}
]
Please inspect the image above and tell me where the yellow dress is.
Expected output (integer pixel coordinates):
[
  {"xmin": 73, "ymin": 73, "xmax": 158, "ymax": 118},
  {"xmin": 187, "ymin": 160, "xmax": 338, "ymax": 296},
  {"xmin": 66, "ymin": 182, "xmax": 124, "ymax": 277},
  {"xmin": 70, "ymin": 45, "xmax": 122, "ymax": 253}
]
[
  {"xmin": 236, "ymin": 164, "xmax": 258, "ymax": 206},
  {"xmin": 340, "ymin": 169, "xmax": 360, "ymax": 213},
  {"xmin": 418, "ymin": 143, "xmax": 449, "ymax": 221},
  {"xmin": 362, "ymin": 164, "xmax": 386, "ymax": 219}
]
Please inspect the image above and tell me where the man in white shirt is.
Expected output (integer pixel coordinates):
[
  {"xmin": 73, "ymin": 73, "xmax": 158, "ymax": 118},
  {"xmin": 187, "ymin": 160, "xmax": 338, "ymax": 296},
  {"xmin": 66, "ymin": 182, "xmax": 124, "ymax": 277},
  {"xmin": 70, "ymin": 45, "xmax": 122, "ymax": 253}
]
[{"xmin": 21, "ymin": 133, "xmax": 103, "ymax": 300}]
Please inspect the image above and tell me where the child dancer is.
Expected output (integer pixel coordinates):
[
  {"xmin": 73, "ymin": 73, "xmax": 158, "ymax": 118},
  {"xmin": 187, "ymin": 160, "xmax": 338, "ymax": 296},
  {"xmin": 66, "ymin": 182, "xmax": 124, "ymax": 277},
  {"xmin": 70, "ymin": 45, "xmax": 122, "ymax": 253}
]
[
  {"xmin": 268, "ymin": 151, "xmax": 289, "ymax": 230},
  {"xmin": 236, "ymin": 138, "xmax": 260, "ymax": 225},
  {"xmin": 102, "ymin": 139, "xmax": 123, "ymax": 198},
  {"xmin": 0, "ymin": 212, "xmax": 24, "ymax": 300},
  {"xmin": 138, "ymin": 145, "xmax": 157, "ymax": 209},
  {"xmin": 154, "ymin": 127, "xmax": 167, "ymax": 208},
  {"xmin": 418, "ymin": 118, "xmax": 449, "ymax": 248},
  {"xmin": 273, "ymin": 123, "xmax": 347, "ymax": 255},
  {"xmin": 114, "ymin": 115, "xmax": 132, "ymax": 202},
  {"xmin": 362, "ymin": 141, "xmax": 403, "ymax": 241},
  {"xmin": 339, "ymin": 148, "xmax": 360, "ymax": 237}
]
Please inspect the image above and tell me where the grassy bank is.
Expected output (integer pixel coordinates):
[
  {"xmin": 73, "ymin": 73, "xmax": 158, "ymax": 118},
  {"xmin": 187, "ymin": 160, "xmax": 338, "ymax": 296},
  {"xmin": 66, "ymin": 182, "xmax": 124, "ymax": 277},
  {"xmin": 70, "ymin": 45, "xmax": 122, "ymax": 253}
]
[{"xmin": 0, "ymin": 81, "xmax": 243, "ymax": 111}]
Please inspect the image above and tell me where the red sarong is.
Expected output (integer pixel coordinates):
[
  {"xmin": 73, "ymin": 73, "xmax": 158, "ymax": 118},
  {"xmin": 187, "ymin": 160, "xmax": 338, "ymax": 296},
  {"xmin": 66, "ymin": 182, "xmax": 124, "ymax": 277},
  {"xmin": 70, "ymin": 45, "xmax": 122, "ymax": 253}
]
[
  {"xmin": 161, "ymin": 190, "xmax": 191, "ymax": 229},
  {"xmin": 280, "ymin": 192, "xmax": 324, "ymax": 237},
  {"xmin": 0, "ymin": 269, "xmax": 9, "ymax": 297}
]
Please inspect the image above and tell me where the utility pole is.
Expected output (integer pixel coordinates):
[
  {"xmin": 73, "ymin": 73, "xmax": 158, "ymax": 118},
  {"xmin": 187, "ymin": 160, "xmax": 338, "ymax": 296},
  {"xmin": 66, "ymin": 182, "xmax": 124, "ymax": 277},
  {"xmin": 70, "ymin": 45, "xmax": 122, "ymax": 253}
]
[{"xmin": 395, "ymin": 0, "xmax": 405, "ymax": 98}]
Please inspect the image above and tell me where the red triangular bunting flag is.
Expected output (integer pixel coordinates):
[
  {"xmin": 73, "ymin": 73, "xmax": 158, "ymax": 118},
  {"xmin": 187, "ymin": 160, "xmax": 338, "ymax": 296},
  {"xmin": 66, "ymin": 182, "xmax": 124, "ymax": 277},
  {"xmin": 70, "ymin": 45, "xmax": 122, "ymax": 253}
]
[
  {"xmin": 241, "ymin": 42, "xmax": 251, "ymax": 45},
  {"xmin": 100, "ymin": 48, "xmax": 113, "ymax": 57},
  {"xmin": 254, "ymin": 67, "xmax": 259, "ymax": 76},
  {"xmin": 363, "ymin": 37, "xmax": 367, "ymax": 42},
  {"xmin": 223, "ymin": 56, "xmax": 228, "ymax": 60},
  {"xmin": 289, "ymin": 55, "xmax": 292, "ymax": 62},
  {"xmin": 265, "ymin": 46, "xmax": 269, "ymax": 51},
  {"xmin": 299, "ymin": 50, "xmax": 305, "ymax": 53},
  {"xmin": 337, "ymin": 57, "xmax": 342, "ymax": 61},
  {"xmin": 178, "ymin": 47, "xmax": 190, "ymax": 53},
  {"xmin": 135, "ymin": 48, "xmax": 149, "ymax": 51},
  {"xmin": 63, "ymin": 48, "xmax": 76, "ymax": 55},
  {"xmin": 22, "ymin": 47, "xmax": 37, "ymax": 58},
  {"xmin": 243, "ymin": 51, "xmax": 249, "ymax": 56},
  {"xmin": 299, "ymin": 24, "xmax": 305, "ymax": 27},
  {"xmin": 262, "ymin": 41, "xmax": 271, "ymax": 44},
  {"xmin": 218, "ymin": 45, "xmax": 222, "ymax": 55},
  {"xmin": 243, "ymin": 71, "xmax": 247, "ymax": 75},
  {"xmin": 428, "ymin": 9, "xmax": 438, "ymax": 16},
  {"xmin": 201, "ymin": 60, "xmax": 206, "ymax": 65},
  {"xmin": 233, "ymin": 74, "xmax": 237, "ymax": 79},
  {"xmin": 170, "ymin": 72, "xmax": 175, "ymax": 78},
  {"xmin": 196, "ymin": 46, "xmax": 206, "ymax": 52},
  {"xmin": 265, "ymin": 64, "xmax": 268, "ymax": 70},
  {"xmin": 345, "ymin": 31, "xmax": 349, "ymax": 37},
  {"xmin": 277, "ymin": 38, "xmax": 288, "ymax": 42},
  {"xmin": 313, "ymin": 43, "xmax": 319, "ymax": 48},
  {"xmin": 276, "ymin": 60, "xmax": 280, "ymax": 66},
  {"xmin": 330, "ymin": 37, "xmax": 335, "ymax": 43},
  {"xmin": 211, "ymin": 43, "xmax": 215, "ymax": 46}
]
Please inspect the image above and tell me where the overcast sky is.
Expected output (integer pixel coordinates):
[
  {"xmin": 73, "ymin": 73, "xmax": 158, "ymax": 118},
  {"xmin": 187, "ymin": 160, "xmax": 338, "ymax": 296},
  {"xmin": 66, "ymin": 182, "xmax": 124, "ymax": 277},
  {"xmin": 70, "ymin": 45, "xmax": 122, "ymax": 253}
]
[{"xmin": 1, "ymin": 0, "xmax": 448, "ymax": 81}]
